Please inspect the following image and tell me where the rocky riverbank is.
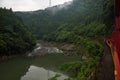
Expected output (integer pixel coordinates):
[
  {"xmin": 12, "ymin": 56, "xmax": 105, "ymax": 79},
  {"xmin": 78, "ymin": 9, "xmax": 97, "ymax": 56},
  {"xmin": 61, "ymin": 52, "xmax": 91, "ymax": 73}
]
[
  {"xmin": 27, "ymin": 40, "xmax": 86, "ymax": 59},
  {"xmin": 28, "ymin": 41, "xmax": 64, "ymax": 56}
]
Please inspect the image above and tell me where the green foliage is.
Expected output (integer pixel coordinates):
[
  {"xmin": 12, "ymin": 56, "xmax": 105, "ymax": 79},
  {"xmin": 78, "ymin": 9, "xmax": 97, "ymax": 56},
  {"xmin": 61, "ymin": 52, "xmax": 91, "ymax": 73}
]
[
  {"xmin": 15, "ymin": 0, "xmax": 113, "ymax": 79},
  {"xmin": 58, "ymin": 36, "xmax": 103, "ymax": 80},
  {"xmin": 76, "ymin": 22, "xmax": 106, "ymax": 36},
  {"xmin": 86, "ymin": 41, "xmax": 103, "ymax": 58},
  {"xmin": 48, "ymin": 74, "xmax": 61, "ymax": 80},
  {"xmin": 103, "ymin": 0, "xmax": 114, "ymax": 35},
  {"xmin": 60, "ymin": 58, "xmax": 98, "ymax": 80},
  {"xmin": 16, "ymin": 0, "xmax": 113, "ymax": 39},
  {"xmin": 59, "ymin": 61, "xmax": 82, "ymax": 77},
  {"xmin": 0, "ymin": 8, "xmax": 36, "ymax": 55}
]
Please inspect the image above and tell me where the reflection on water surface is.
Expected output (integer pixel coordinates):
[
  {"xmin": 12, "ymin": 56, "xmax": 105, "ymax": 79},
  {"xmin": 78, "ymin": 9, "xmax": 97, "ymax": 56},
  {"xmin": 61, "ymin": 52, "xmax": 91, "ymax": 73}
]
[{"xmin": 21, "ymin": 65, "xmax": 68, "ymax": 80}]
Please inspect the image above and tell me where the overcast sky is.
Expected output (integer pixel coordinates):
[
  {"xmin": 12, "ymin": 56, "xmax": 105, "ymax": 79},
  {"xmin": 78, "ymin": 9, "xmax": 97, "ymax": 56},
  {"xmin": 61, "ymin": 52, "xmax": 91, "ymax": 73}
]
[{"xmin": 0, "ymin": 0, "xmax": 73, "ymax": 11}]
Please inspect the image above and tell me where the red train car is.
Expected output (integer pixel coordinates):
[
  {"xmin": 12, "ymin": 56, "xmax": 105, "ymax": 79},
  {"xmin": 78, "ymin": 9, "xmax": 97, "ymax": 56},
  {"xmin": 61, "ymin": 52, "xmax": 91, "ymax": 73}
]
[{"xmin": 105, "ymin": 0, "xmax": 120, "ymax": 80}]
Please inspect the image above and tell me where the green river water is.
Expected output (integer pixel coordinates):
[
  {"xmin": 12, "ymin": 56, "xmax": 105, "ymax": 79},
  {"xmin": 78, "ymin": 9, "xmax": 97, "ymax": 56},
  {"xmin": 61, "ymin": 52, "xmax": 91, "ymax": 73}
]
[{"xmin": 0, "ymin": 54, "xmax": 81, "ymax": 80}]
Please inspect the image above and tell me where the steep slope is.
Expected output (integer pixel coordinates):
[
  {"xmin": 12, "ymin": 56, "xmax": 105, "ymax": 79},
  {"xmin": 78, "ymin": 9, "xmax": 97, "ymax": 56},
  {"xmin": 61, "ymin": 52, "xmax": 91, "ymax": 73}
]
[
  {"xmin": 16, "ymin": 0, "xmax": 114, "ymax": 40},
  {"xmin": 0, "ymin": 8, "xmax": 35, "ymax": 55},
  {"xmin": 16, "ymin": 0, "xmax": 114, "ymax": 79}
]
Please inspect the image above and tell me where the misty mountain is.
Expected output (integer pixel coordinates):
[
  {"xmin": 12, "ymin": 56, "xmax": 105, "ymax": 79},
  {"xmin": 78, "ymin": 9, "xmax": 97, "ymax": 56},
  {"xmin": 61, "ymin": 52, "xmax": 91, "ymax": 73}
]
[{"xmin": 16, "ymin": 0, "xmax": 114, "ymax": 41}]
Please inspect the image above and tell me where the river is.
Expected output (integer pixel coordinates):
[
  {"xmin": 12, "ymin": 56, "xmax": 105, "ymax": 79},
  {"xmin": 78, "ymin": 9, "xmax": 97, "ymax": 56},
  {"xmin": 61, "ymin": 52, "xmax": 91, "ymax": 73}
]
[{"xmin": 0, "ymin": 41, "xmax": 81, "ymax": 80}]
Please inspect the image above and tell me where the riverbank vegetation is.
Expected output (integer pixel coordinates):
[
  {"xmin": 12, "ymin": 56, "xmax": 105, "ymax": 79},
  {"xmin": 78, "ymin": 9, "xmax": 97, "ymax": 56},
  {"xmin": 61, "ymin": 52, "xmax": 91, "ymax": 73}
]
[
  {"xmin": 0, "ymin": 8, "xmax": 35, "ymax": 56},
  {"xmin": 48, "ymin": 39, "xmax": 103, "ymax": 80},
  {"xmin": 0, "ymin": 0, "xmax": 114, "ymax": 79},
  {"xmin": 16, "ymin": 0, "xmax": 113, "ymax": 79}
]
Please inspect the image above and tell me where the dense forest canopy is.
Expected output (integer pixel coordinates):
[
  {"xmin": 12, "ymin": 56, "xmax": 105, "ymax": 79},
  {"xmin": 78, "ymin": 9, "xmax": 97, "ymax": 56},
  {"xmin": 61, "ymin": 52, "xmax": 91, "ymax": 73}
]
[
  {"xmin": 0, "ymin": 8, "xmax": 35, "ymax": 55},
  {"xmin": 16, "ymin": 0, "xmax": 114, "ymax": 41}
]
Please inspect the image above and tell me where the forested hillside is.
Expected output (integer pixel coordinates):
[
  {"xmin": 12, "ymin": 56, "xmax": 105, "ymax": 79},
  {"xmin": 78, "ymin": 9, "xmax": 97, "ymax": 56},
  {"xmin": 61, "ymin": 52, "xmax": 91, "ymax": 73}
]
[
  {"xmin": 0, "ymin": 8, "xmax": 35, "ymax": 56},
  {"xmin": 16, "ymin": 0, "xmax": 114, "ymax": 41},
  {"xmin": 15, "ymin": 0, "xmax": 114, "ymax": 79}
]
